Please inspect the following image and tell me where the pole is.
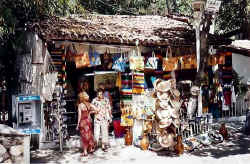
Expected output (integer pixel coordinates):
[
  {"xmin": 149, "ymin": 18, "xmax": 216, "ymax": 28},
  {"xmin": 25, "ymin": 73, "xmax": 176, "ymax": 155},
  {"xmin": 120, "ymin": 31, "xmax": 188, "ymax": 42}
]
[
  {"xmin": 58, "ymin": 96, "xmax": 63, "ymax": 152},
  {"xmin": 195, "ymin": 23, "xmax": 201, "ymax": 72}
]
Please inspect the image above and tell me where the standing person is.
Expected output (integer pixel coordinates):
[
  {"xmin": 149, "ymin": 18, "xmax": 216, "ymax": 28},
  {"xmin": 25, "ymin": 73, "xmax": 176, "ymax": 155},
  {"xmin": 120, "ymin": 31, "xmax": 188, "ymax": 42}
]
[
  {"xmin": 76, "ymin": 91, "xmax": 97, "ymax": 156},
  {"xmin": 92, "ymin": 88, "xmax": 112, "ymax": 152},
  {"xmin": 244, "ymin": 79, "xmax": 250, "ymax": 134}
]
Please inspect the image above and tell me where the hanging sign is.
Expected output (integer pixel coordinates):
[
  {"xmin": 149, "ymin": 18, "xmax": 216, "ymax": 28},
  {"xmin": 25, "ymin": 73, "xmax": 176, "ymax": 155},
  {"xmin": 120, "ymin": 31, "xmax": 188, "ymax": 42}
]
[{"xmin": 205, "ymin": 0, "xmax": 222, "ymax": 14}]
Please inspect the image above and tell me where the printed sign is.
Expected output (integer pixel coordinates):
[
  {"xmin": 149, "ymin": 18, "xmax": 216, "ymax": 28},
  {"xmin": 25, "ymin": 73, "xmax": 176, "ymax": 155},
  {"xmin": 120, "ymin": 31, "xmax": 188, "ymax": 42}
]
[
  {"xmin": 21, "ymin": 129, "xmax": 41, "ymax": 134},
  {"xmin": 17, "ymin": 95, "xmax": 41, "ymax": 102},
  {"xmin": 205, "ymin": 0, "xmax": 222, "ymax": 14}
]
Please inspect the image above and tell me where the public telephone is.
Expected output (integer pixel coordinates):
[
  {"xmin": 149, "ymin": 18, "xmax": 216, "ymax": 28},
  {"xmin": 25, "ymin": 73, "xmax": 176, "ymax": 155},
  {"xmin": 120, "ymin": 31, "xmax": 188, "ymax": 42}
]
[
  {"xmin": 18, "ymin": 103, "xmax": 33, "ymax": 124},
  {"xmin": 12, "ymin": 95, "xmax": 41, "ymax": 130}
]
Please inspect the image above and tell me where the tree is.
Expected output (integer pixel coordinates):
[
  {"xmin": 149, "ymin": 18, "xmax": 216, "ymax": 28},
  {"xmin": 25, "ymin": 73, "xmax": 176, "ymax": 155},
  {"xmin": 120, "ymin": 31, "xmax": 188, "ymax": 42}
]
[{"xmin": 0, "ymin": 0, "xmax": 86, "ymax": 45}]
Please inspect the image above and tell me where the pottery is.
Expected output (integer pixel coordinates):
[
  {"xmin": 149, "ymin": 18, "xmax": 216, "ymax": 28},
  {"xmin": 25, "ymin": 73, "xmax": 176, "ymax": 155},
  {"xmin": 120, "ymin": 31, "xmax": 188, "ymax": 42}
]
[
  {"xmin": 124, "ymin": 127, "xmax": 133, "ymax": 146},
  {"xmin": 140, "ymin": 132, "xmax": 150, "ymax": 150},
  {"xmin": 174, "ymin": 135, "xmax": 184, "ymax": 156}
]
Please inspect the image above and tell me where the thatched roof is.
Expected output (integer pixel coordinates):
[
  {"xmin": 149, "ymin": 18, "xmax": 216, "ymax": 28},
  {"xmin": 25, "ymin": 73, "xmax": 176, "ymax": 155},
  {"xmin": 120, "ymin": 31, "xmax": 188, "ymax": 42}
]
[{"xmin": 27, "ymin": 14, "xmax": 230, "ymax": 47}]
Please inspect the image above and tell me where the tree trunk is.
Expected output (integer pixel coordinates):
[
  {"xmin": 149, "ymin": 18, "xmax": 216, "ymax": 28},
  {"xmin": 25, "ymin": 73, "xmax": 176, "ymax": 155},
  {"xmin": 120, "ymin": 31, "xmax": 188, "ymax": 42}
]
[
  {"xmin": 194, "ymin": 14, "xmax": 212, "ymax": 86},
  {"xmin": 241, "ymin": 0, "xmax": 249, "ymax": 39}
]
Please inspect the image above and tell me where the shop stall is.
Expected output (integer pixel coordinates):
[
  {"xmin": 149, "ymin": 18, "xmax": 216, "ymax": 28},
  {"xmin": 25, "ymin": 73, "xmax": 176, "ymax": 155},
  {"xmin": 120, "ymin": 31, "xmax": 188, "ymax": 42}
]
[{"xmin": 23, "ymin": 14, "xmax": 232, "ymax": 153}]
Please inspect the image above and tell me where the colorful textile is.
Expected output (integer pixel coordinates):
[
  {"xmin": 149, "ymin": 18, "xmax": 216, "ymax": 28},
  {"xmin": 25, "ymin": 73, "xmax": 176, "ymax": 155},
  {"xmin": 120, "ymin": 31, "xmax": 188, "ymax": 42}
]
[
  {"xmin": 132, "ymin": 72, "xmax": 145, "ymax": 94},
  {"xmin": 78, "ymin": 103, "xmax": 95, "ymax": 151},
  {"xmin": 121, "ymin": 73, "xmax": 132, "ymax": 100}
]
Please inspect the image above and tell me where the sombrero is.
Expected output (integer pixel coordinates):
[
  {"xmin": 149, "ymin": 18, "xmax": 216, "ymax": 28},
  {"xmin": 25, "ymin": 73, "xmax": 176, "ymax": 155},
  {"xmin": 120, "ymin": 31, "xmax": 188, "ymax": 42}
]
[
  {"xmin": 157, "ymin": 91, "xmax": 170, "ymax": 101},
  {"xmin": 190, "ymin": 86, "xmax": 199, "ymax": 96},
  {"xmin": 170, "ymin": 88, "xmax": 180, "ymax": 99},
  {"xmin": 156, "ymin": 80, "xmax": 171, "ymax": 93},
  {"xmin": 169, "ymin": 98, "xmax": 182, "ymax": 111},
  {"xmin": 158, "ymin": 132, "xmax": 176, "ymax": 148},
  {"xmin": 172, "ymin": 118, "xmax": 181, "ymax": 128},
  {"xmin": 153, "ymin": 78, "xmax": 162, "ymax": 90},
  {"xmin": 159, "ymin": 100, "xmax": 170, "ymax": 109},
  {"xmin": 169, "ymin": 79, "xmax": 176, "ymax": 88},
  {"xmin": 170, "ymin": 109, "xmax": 180, "ymax": 119},
  {"xmin": 158, "ymin": 117, "xmax": 172, "ymax": 128}
]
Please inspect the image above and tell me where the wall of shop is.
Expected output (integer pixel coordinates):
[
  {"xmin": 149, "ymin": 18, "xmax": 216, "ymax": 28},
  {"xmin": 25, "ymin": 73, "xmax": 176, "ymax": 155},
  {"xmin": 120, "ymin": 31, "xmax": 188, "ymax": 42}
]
[{"xmin": 232, "ymin": 53, "xmax": 250, "ymax": 84}]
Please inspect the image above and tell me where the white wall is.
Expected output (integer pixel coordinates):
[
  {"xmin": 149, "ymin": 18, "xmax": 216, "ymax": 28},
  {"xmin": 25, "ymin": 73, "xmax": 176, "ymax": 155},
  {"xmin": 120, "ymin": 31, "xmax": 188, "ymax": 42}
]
[{"xmin": 232, "ymin": 53, "xmax": 250, "ymax": 84}]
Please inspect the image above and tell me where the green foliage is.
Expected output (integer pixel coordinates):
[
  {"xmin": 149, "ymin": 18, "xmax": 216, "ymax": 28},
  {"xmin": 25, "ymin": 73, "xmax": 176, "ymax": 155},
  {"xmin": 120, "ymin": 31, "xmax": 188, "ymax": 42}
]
[
  {"xmin": 0, "ymin": 0, "xmax": 86, "ymax": 45},
  {"xmin": 215, "ymin": 0, "xmax": 247, "ymax": 35}
]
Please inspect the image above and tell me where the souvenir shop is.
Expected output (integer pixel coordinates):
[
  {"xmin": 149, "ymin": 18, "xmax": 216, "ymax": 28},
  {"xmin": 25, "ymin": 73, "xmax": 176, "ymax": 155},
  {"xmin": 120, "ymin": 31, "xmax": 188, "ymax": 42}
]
[
  {"xmin": 24, "ymin": 15, "xmax": 234, "ymax": 152},
  {"xmin": 43, "ymin": 39, "xmax": 237, "ymax": 152}
]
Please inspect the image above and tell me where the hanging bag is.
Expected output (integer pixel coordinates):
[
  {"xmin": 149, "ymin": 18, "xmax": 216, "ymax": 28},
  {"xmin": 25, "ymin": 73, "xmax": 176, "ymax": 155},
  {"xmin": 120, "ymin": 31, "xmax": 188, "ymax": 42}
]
[
  {"xmin": 89, "ymin": 46, "xmax": 101, "ymax": 66},
  {"xmin": 74, "ymin": 52, "xmax": 90, "ymax": 69},
  {"xmin": 129, "ymin": 48, "xmax": 144, "ymax": 71},
  {"xmin": 145, "ymin": 51, "xmax": 158, "ymax": 70},
  {"xmin": 162, "ymin": 46, "xmax": 178, "ymax": 72},
  {"xmin": 102, "ymin": 48, "xmax": 113, "ymax": 70},
  {"xmin": 112, "ymin": 49, "xmax": 127, "ymax": 72},
  {"xmin": 74, "ymin": 44, "xmax": 90, "ymax": 69}
]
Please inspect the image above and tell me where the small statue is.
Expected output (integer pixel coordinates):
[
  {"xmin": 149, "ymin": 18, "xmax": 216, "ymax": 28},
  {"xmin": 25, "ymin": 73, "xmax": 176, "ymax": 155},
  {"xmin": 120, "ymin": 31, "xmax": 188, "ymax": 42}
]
[{"xmin": 140, "ymin": 132, "xmax": 150, "ymax": 150}]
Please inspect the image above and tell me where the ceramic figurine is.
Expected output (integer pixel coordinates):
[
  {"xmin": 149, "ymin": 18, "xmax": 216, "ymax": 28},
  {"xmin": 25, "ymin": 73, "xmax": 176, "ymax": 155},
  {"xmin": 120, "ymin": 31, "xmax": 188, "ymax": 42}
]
[
  {"xmin": 140, "ymin": 132, "xmax": 149, "ymax": 150},
  {"xmin": 125, "ymin": 127, "xmax": 133, "ymax": 145}
]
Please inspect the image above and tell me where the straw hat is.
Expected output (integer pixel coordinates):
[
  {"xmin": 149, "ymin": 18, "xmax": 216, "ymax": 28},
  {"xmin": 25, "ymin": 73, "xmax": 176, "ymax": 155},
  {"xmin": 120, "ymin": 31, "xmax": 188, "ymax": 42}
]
[
  {"xmin": 170, "ymin": 109, "xmax": 180, "ymax": 119},
  {"xmin": 153, "ymin": 78, "xmax": 162, "ymax": 90},
  {"xmin": 172, "ymin": 118, "xmax": 181, "ymax": 128},
  {"xmin": 171, "ymin": 88, "xmax": 180, "ymax": 99},
  {"xmin": 158, "ymin": 132, "xmax": 176, "ymax": 148},
  {"xmin": 157, "ymin": 91, "xmax": 170, "ymax": 101},
  {"xmin": 169, "ymin": 79, "xmax": 176, "ymax": 88},
  {"xmin": 169, "ymin": 99, "xmax": 181, "ymax": 111},
  {"xmin": 190, "ymin": 86, "xmax": 199, "ymax": 96},
  {"xmin": 159, "ymin": 100, "xmax": 170, "ymax": 109},
  {"xmin": 159, "ymin": 117, "xmax": 172, "ymax": 128},
  {"xmin": 156, "ymin": 80, "xmax": 171, "ymax": 92}
]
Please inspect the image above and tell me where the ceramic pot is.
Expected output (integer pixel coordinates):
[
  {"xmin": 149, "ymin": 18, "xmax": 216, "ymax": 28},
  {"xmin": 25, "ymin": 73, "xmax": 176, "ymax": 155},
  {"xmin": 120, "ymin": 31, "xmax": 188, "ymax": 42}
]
[
  {"xmin": 125, "ymin": 127, "xmax": 133, "ymax": 145},
  {"xmin": 140, "ymin": 133, "xmax": 149, "ymax": 150},
  {"xmin": 174, "ymin": 135, "xmax": 184, "ymax": 155}
]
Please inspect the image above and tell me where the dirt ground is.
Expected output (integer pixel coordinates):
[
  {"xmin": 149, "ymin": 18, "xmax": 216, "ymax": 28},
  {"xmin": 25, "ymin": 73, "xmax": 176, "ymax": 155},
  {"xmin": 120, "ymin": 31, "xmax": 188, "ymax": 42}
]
[{"xmin": 31, "ymin": 121, "xmax": 250, "ymax": 164}]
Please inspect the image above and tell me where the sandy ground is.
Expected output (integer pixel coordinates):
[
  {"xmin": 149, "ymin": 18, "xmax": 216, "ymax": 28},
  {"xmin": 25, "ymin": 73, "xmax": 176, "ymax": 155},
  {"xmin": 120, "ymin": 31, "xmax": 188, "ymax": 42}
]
[{"xmin": 31, "ymin": 122, "xmax": 250, "ymax": 164}]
